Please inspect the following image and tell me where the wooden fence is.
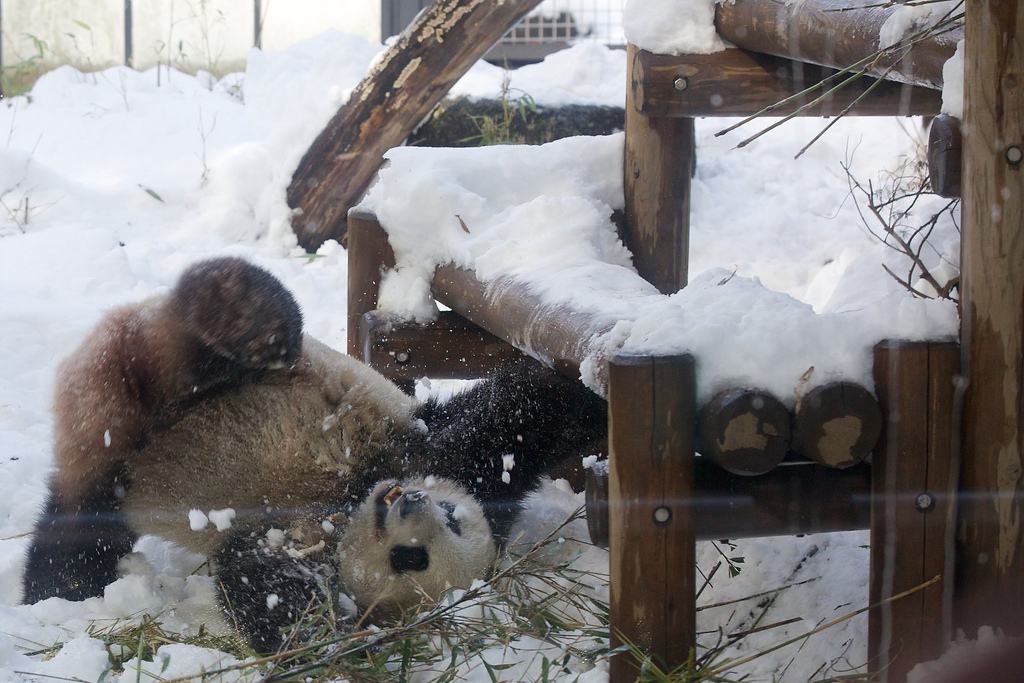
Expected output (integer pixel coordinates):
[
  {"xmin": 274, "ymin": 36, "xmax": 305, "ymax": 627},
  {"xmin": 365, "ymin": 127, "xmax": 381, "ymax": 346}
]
[{"xmin": 336, "ymin": 1, "xmax": 1021, "ymax": 682}]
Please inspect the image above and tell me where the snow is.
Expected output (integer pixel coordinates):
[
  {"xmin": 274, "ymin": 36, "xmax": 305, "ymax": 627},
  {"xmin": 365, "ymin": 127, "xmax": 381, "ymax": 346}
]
[
  {"xmin": 622, "ymin": 0, "xmax": 725, "ymax": 55},
  {"xmin": 878, "ymin": 1, "xmax": 960, "ymax": 50},
  {"xmin": 364, "ymin": 125, "xmax": 957, "ymax": 401},
  {"xmin": 942, "ymin": 39, "xmax": 965, "ymax": 118},
  {"xmin": 0, "ymin": 19, "xmax": 970, "ymax": 683}
]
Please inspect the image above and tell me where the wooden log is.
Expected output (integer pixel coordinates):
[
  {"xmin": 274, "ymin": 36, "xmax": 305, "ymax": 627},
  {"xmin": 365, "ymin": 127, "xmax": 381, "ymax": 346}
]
[
  {"xmin": 870, "ymin": 341, "xmax": 959, "ymax": 683},
  {"xmin": 407, "ymin": 97, "xmax": 625, "ymax": 148},
  {"xmin": 715, "ymin": 0, "xmax": 963, "ymax": 91},
  {"xmin": 347, "ymin": 208, "xmax": 396, "ymax": 357},
  {"xmin": 792, "ymin": 382, "xmax": 882, "ymax": 469},
  {"xmin": 697, "ymin": 388, "xmax": 790, "ymax": 476},
  {"xmin": 625, "ymin": 43, "xmax": 693, "ymax": 295},
  {"xmin": 632, "ymin": 48, "xmax": 942, "ymax": 119},
  {"xmin": 586, "ymin": 459, "xmax": 872, "ymax": 549},
  {"xmin": 928, "ymin": 114, "xmax": 962, "ymax": 199},
  {"xmin": 432, "ymin": 264, "xmax": 617, "ymax": 381},
  {"xmin": 957, "ymin": 1, "xmax": 1024, "ymax": 639},
  {"xmin": 358, "ymin": 309, "xmax": 526, "ymax": 382},
  {"xmin": 608, "ymin": 353, "xmax": 696, "ymax": 681},
  {"xmin": 287, "ymin": 0, "xmax": 544, "ymax": 251}
]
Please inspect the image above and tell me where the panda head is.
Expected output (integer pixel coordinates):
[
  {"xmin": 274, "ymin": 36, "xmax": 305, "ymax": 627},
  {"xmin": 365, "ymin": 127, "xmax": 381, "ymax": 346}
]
[{"xmin": 336, "ymin": 477, "xmax": 497, "ymax": 618}]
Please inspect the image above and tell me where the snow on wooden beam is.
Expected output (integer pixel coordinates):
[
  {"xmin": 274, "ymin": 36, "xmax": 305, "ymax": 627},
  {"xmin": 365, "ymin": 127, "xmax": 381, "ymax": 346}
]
[
  {"xmin": 431, "ymin": 263, "xmax": 615, "ymax": 381},
  {"xmin": 288, "ymin": 0, "xmax": 544, "ymax": 252},
  {"xmin": 715, "ymin": 0, "xmax": 963, "ymax": 90}
]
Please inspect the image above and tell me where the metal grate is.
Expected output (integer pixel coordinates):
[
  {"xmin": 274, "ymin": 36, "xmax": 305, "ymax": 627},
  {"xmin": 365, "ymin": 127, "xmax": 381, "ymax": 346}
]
[
  {"xmin": 500, "ymin": 0, "xmax": 626, "ymax": 47},
  {"xmin": 489, "ymin": 0, "xmax": 625, "ymax": 64}
]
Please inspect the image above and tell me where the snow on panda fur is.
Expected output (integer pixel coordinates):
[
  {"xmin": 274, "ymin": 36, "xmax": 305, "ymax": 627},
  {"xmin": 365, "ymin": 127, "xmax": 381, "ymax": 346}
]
[{"xmin": 21, "ymin": 257, "xmax": 607, "ymax": 652}]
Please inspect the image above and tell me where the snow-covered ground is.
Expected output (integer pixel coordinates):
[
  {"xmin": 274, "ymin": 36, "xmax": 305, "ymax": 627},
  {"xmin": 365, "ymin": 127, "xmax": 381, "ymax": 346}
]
[{"xmin": 0, "ymin": 23, "xmax": 975, "ymax": 683}]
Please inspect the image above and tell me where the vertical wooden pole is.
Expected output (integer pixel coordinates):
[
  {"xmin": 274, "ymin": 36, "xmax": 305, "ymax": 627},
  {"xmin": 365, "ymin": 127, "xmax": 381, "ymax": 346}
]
[
  {"xmin": 346, "ymin": 209, "xmax": 395, "ymax": 358},
  {"xmin": 624, "ymin": 43, "xmax": 693, "ymax": 294},
  {"xmin": 957, "ymin": 2, "xmax": 1024, "ymax": 637},
  {"xmin": 608, "ymin": 353, "xmax": 696, "ymax": 680},
  {"xmin": 871, "ymin": 341, "xmax": 960, "ymax": 683}
]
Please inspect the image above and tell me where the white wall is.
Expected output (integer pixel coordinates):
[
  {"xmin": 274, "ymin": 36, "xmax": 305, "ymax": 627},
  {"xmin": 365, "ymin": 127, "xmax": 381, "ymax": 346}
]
[
  {"xmin": 259, "ymin": 0, "xmax": 381, "ymax": 53},
  {"xmin": 2, "ymin": 1, "xmax": 125, "ymax": 73},
  {"xmin": 1, "ymin": 0, "xmax": 384, "ymax": 83}
]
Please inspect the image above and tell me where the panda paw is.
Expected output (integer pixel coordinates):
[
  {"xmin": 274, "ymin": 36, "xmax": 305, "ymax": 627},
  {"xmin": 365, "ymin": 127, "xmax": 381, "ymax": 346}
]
[
  {"xmin": 170, "ymin": 257, "xmax": 303, "ymax": 369},
  {"xmin": 215, "ymin": 530, "xmax": 347, "ymax": 653}
]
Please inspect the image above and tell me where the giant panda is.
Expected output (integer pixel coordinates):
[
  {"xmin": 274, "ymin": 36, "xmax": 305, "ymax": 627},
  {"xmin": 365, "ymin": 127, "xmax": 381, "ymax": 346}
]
[{"xmin": 21, "ymin": 256, "xmax": 606, "ymax": 652}]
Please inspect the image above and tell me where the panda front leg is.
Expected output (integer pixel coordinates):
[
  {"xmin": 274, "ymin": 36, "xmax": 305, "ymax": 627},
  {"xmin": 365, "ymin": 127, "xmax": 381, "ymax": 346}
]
[
  {"xmin": 22, "ymin": 466, "xmax": 138, "ymax": 603},
  {"xmin": 23, "ymin": 257, "xmax": 304, "ymax": 604},
  {"xmin": 214, "ymin": 529, "xmax": 347, "ymax": 654},
  {"xmin": 414, "ymin": 361, "xmax": 607, "ymax": 541}
]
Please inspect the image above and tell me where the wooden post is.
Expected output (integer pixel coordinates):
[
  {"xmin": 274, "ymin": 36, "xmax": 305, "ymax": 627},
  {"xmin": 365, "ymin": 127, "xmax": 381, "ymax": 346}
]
[
  {"xmin": 957, "ymin": 2, "xmax": 1024, "ymax": 638},
  {"xmin": 871, "ymin": 341, "xmax": 960, "ymax": 683},
  {"xmin": 287, "ymin": 0, "xmax": 543, "ymax": 250},
  {"xmin": 608, "ymin": 353, "xmax": 695, "ymax": 680},
  {"xmin": 624, "ymin": 43, "xmax": 693, "ymax": 294},
  {"xmin": 346, "ymin": 209, "xmax": 395, "ymax": 357}
]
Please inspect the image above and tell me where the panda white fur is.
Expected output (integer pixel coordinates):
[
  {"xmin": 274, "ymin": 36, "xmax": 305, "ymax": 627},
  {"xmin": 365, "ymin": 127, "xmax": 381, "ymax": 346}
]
[{"xmin": 21, "ymin": 257, "xmax": 606, "ymax": 652}]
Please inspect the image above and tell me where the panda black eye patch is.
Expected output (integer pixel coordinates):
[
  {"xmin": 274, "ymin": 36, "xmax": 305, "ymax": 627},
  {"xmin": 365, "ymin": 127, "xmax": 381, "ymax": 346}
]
[
  {"xmin": 439, "ymin": 501, "xmax": 461, "ymax": 536},
  {"xmin": 389, "ymin": 545, "xmax": 430, "ymax": 572}
]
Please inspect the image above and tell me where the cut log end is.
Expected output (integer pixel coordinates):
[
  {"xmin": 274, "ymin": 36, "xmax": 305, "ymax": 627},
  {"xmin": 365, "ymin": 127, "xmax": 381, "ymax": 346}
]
[
  {"xmin": 698, "ymin": 388, "xmax": 790, "ymax": 476},
  {"xmin": 793, "ymin": 382, "xmax": 881, "ymax": 468},
  {"xmin": 928, "ymin": 114, "xmax": 962, "ymax": 198}
]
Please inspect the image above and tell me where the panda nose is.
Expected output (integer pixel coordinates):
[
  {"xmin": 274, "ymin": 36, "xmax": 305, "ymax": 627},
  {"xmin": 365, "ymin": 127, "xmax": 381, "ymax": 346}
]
[{"xmin": 399, "ymin": 490, "xmax": 430, "ymax": 518}]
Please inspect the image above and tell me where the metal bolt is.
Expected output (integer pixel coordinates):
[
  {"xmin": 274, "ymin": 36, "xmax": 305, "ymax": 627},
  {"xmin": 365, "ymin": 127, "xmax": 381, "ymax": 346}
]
[
  {"xmin": 395, "ymin": 349, "xmax": 411, "ymax": 365},
  {"xmin": 673, "ymin": 76, "xmax": 688, "ymax": 92},
  {"xmin": 914, "ymin": 492, "xmax": 936, "ymax": 513},
  {"xmin": 653, "ymin": 506, "xmax": 672, "ymax": 524},
  {"xmin": 1006, "ymin": 146, "xmax": 1023, "ymax": 166}
]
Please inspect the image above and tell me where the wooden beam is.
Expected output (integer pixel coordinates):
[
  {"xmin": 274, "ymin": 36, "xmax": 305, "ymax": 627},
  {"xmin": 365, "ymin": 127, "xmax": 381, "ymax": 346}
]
[
  {"xmin": 608, "ymin": 353, "xmax": 696, "ymax": 681},
  {"xmin": 871, "ymin": 341, "xmax": 959, "ymax": 682},
  {"xmin": 697, "ymin": 388, "xmax": 790, "ymax": 476},
  {"xmin": 957, "ymin": 1, "xmax": 1024, "ymax": 639},
  {"xmin": 347, "ymin": 208, "xmax": 395, "ymax": 357},
  {"xmin": 632, "ymin": 48, "xmax": 942, "ymax": 119},
  {"xmin": 358, "ymin": 310, "xmax": 526, "ymax": 382},
  {"xmin": 625, "ymin": 43, "xmax": 693, "ymax": 294},
  {"xmin": 432, "ymin": 264, "xmax": 617, "ymax": 381},
  {"xmin": 287, "ymin": 0, "xmax": 543, "ymax": 251},
  {"xmin": 586, "ymin": 459, "xmax": 872, "ymax": 549},
  {"xmin": 715, "ymin": 0, "xmax": 963, "ymax": 91},
  {"xmin": 928, "ymin": 114, "xmax": 962, "ymax": 198},
  {"xmin": 792, "ymin": 382, "xmax": 882, "ymax": 469}
]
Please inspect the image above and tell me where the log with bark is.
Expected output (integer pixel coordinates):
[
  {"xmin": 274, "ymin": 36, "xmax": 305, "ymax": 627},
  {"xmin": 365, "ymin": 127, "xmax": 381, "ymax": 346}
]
[
  {"xmin": 407, "ymin": 97, "xmax": 624, "ymax": 148},
  {"xmin": 287, "ymin": 0, "xmax": 544, "ymax": 251}
]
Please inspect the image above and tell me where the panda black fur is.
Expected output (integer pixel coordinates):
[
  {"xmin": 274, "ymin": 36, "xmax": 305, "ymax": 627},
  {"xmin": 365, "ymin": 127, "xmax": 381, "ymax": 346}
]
[{"xmin": 22, "ymin": 257, "xmax": 606, "ymax": 653}]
